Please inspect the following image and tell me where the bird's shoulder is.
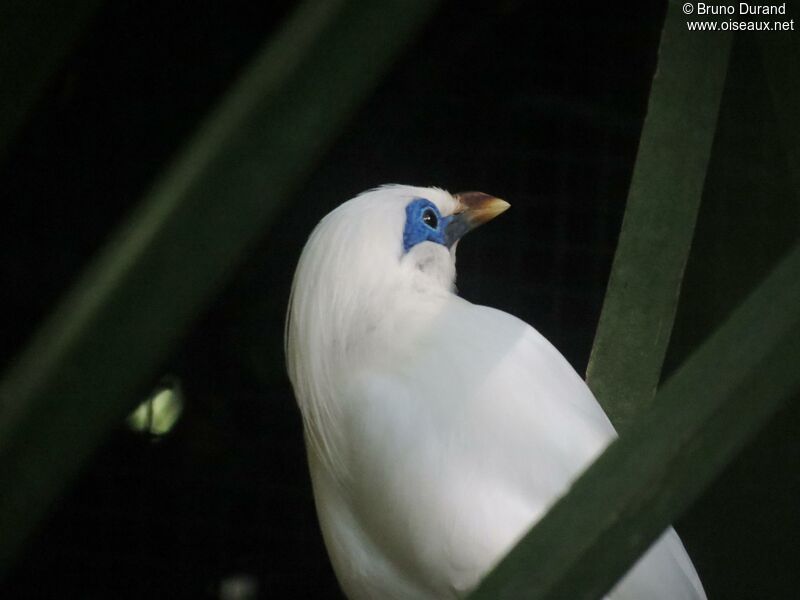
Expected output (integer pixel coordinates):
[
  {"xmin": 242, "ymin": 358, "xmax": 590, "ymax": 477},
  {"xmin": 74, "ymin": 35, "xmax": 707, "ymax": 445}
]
[
  {"xmin": 343, "ymin": 295, "xmax": 618, "ymax": 492},
  {"xmin": 414, "ymin": 296, "xmax": 616, "ymax": 436},
  {"xmin": 330, "ymin": 297, "xmax": 620, "ymax": 595}
]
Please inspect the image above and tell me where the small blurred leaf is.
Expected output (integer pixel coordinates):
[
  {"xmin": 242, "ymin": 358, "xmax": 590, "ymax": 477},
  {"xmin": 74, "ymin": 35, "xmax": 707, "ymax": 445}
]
[{"xmin": 127, "ymin": 381, "xmax": 183, "ymax": 437}]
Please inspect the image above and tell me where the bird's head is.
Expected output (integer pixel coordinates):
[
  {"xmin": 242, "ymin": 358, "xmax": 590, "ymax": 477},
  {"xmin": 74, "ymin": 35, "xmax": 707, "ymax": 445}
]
[
  {"xmin": 287, "ymin": 183, "xmax": 509, "ymax": 348},
  {"xmin": 399, "ymin": 189, "xmax": 510, "ymax": 287},
  {"xmin": 294, "ymin": 185, "xmax": 508, "ymax": 296},
  {"xmin": 286, "ymin": 185, "xmax": 508, "ymax": 461}
]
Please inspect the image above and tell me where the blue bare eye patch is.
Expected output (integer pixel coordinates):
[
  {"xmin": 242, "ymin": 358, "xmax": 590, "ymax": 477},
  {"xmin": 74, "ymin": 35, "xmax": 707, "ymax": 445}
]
[{"xmin": 403, "ymin": 198, "xmax": 451, "ymax": 252}]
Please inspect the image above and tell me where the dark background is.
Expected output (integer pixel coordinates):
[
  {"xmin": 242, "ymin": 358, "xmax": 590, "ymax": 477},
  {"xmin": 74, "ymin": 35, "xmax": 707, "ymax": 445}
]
[{"xmin": 2, "ymin": 1, "xmax": 798, "ymax": 598}]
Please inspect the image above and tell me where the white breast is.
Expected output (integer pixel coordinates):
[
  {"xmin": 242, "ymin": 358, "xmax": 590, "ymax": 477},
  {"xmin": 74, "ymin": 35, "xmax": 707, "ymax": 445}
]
[{"xmin": 308, "ymin": 294, "xmax": 705, "ymax": 599}]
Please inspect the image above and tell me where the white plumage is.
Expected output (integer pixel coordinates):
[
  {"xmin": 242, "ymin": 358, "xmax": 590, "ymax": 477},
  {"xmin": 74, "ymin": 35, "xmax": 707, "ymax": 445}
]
[{"xmin": 286, "ymin": 185, "xmax": 706, "ymax": 599}]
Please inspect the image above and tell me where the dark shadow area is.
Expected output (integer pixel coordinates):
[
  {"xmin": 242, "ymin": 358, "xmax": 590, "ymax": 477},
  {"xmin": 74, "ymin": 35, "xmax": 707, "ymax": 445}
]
[{"xmin": 664, "ymin": 33, "xmax": 800, "ymax": 600}]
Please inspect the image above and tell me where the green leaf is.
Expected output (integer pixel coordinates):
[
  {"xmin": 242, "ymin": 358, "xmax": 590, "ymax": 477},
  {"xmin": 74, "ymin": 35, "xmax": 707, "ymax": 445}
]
[
  {"xmin": 0, "ymin": 0, "xmax": 439, "ymax": 573},
  {"xmin": 586, "ymin": 2, "xmax": 732, "ymax": 432}
]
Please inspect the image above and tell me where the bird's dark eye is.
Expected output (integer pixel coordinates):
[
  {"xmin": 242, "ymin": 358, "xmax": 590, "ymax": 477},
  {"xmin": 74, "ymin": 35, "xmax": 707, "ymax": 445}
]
[{"xmin": 422, "ymin": 208, "xmax": 438, "ymax": 229}]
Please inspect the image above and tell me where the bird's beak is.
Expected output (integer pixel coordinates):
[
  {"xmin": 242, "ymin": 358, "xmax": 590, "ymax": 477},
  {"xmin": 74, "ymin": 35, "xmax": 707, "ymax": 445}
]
[{"xmin": 444, "ymin": 191, "xmax": 510, "ymax": 247}]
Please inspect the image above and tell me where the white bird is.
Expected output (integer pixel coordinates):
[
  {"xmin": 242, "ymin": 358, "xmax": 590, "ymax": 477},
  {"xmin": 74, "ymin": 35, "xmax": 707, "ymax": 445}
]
[{"xmin": 285, "ymin": 185, "xmax": 706, "ymax": 599}]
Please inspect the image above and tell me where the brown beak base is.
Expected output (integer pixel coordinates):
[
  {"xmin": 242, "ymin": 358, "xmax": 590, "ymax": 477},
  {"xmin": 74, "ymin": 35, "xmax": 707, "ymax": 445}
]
[{"xmin": 444, "ymin": 191, "xmax": 510, "ymax": 246}]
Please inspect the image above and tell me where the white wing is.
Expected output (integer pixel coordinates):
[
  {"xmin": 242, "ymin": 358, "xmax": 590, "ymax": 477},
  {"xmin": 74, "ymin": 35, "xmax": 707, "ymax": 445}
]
[{"xmin": 312, "ymin": 295, "xmax": 705, "ymax": 599}]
